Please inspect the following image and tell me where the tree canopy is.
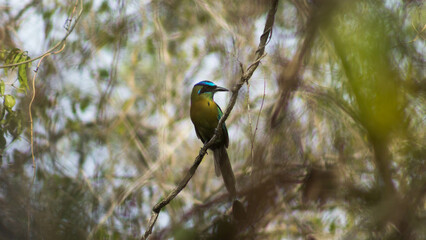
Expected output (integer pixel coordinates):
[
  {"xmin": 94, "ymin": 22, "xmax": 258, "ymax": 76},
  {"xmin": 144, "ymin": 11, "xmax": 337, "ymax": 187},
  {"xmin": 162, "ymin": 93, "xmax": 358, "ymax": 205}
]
[{"xmin": 0, "ymin": 0, "xmax": 424, "ymax": 239}]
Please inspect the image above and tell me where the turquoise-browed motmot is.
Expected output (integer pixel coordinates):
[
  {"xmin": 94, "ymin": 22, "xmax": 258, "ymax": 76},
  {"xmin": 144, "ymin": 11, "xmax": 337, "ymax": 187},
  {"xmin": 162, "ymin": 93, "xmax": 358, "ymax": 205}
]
[{"xmin": 190, "ymin": 81, "xmax": 236, "ymax": 198}]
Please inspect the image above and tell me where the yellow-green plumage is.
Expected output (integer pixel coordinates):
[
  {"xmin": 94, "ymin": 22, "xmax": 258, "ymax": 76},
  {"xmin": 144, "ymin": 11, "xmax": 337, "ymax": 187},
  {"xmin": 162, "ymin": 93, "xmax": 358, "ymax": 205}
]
[{"xmin": 190, "ymin": 81, "xmax": 236, "ymax": 198}]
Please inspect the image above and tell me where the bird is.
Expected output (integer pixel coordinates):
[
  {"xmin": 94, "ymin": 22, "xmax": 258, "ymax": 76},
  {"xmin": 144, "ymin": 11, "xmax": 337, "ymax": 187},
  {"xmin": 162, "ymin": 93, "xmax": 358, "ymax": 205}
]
[{"xmin": 190, "ymin": 80, "xmax": 236, "ymax": 198}]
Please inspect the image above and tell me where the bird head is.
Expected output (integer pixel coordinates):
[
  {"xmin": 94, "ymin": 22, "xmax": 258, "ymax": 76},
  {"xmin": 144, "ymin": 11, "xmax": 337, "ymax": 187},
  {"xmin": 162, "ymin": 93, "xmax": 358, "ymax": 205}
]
[{"xmin": 192, "ymin": 81, "xmax": 228, "ymax": 100}]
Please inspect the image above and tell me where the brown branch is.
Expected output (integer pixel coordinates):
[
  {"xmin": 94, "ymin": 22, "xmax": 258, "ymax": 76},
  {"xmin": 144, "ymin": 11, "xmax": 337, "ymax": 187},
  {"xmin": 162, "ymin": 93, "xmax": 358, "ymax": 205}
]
[
  {"xmin": 153, "ymin": 164, "xmax": 304, "ymax": 239},
  {"xmin": 140, "ymin": 0, "xmax": 279, "ymax": 239},
  {"xmin": 270, "ymin": 3, "xmax": 324, "ymax": 127}
]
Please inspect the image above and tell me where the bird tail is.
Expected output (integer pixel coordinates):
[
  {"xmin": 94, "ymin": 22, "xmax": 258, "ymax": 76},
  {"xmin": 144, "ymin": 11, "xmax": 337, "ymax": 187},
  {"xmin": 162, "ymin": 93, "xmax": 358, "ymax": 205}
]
[{"xmin": 213, "ymin": 146, "xmax": 237, "ymax": 198}]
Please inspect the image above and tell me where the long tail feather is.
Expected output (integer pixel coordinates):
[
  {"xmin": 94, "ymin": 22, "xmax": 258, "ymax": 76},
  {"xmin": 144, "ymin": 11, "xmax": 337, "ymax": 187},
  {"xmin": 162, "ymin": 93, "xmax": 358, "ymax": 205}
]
[
  {"xmin": 213, "ymin": 146, "xmax": 236, "ymax": 198},
  {"xmin": 213, "ymin": 155, "xmax": 221, "ymax": 177}
]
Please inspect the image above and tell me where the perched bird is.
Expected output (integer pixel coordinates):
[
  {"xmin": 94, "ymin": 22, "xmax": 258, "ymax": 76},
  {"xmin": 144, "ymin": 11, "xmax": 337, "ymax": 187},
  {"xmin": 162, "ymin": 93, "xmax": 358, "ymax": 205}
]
[{"xmin": 190, "ymin": 81, "xmax": 236, "ymax": 198}]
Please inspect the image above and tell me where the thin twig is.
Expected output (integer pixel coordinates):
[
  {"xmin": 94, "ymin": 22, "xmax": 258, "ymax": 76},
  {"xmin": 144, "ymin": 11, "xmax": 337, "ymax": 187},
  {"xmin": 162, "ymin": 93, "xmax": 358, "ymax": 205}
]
[
  {"xmin": 255, "ymin": 79, "xmax": 266, "ymax": 138},
  {"xmin": 270, "ymin": 4, "xmax": 319, "ymax": 127},
  {"xmin": 28, "ymin": 0, "xmax": 82, "ymax": 192},
  {"xmin": 249, "ymin": 78, "xmax": 266, "ymax": 173},
  {"xmin": 0, "ymin": 0, "xmax": 83, "ymax": 69},
  {"xmin": 247, "ymin": 81, "xmax": 254, "ymax": 165},
  {"xmin": 252, "ymin": 78, "xmax": 266, "ymax": 154},
  {"xmin": 140, "ymin": 1, "xmax": 278, "ymax": 239},
  {"xmin": 26, "ymin": 0, "xmax": 83, "ymax": 238},
  {"xmin": 12, "ymin": 0, "xmax": 39, "ymax": 22}
]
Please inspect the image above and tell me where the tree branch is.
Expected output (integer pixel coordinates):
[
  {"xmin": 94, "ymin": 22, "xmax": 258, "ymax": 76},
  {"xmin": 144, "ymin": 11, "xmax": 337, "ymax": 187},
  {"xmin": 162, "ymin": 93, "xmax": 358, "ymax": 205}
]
[
  {"xmin": 140, "ymin": 0, "xmax": 279, "ymax": 239},
  {"xmin": 270, "ymin": 3, "xmax": 321, "ymax": 127}
]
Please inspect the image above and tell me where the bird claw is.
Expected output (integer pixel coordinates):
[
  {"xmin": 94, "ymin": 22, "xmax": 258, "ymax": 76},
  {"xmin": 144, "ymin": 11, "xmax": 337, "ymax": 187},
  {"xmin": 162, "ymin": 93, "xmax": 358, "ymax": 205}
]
[{"xmin": 202, "ymin": 148, "xmax": 208, "ymax": 155}]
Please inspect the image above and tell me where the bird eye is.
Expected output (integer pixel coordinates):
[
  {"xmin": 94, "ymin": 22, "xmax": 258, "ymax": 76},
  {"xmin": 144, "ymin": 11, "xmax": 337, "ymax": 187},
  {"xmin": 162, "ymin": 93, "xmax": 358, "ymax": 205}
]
[{"xmin": 198, "ymin": 87, "xmax": 204, "ymax": 95}]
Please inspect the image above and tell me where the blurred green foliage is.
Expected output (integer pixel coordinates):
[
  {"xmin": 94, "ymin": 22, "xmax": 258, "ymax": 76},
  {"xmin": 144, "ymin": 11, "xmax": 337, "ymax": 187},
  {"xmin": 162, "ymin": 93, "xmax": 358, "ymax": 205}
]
[{"xmin": 0, "ymin": 0, "xmax": 424, "ymax": 239}]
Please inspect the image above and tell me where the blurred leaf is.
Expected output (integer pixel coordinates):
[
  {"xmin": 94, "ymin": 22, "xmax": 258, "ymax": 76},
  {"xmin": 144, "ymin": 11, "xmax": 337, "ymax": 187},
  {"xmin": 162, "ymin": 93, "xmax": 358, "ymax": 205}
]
[
  {"xmin": 0, "ymin": 1, "xmax": 423, "ymax": 239},
  {"xmin": 0, "ymin": 130, "xmax": 6, "ymax": 149},
  {"xmin": 5, "ymin": 111, "xmax": 22, "ymax": 138},
  {"xmin": 99, "ymin": 1, "xmax": 110, "ymax": 13},
  {"xmin": 0, "ymin": 50, "xmax": 5, "ymax": 60},
  {"xmin": 5, "ymin": 48, "xmax": 21, "ymax": 65},
  {"xmin": 0, "ymin": 81, "xmax": 4, "ymax": 96},
  {"xmin": 0, "ymin": 104, "xmax": 4, "ymax": 121},
  {"xmin": 99, "ymin": 68, "xmax": 109, "ymax": 79},
  {"xmin": 18, "ymin": 62, "xmax": 29, "ymax": 92},
  {"xmin": 2, "ymin": 48, "xmax": 30, "ymax": 92},
  {"xmin": 329, "ymin": 220, "xmax": 336, "ymax": 234},
  {"xmin": 193, "ymin": 44, "xmax": 199, "ymax": 57},
  {"xmin": 4, "ymin": 95, "xmax": 15, "ymax": 110},
  {"xmin": 66, "ymin": 119, "xmax": 80, "ymax": 131},
  {"xmin": 42, "ymin": 10, "xmax": 54, "ymax": 37},
  {"xmin": 71, "ymin": 101, "xmax": 77, "ymax": 115},
  {"xmin": 80, "ymin": 97, "xmax": 91, "ymax": 111},
  {"xmin": 173, "ymin": 227, "xmax": 199, "ymax": 240},
  {"xmin": 147, "ymin": 38, "xmax": 155, "ymax": 55}
]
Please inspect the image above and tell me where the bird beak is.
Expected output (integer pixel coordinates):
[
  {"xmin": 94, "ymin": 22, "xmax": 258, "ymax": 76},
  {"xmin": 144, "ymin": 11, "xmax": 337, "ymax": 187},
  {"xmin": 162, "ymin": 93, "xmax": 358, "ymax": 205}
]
[{"xmin": 214, "ymin": 86, "xmax": 229, "ymax": 92}]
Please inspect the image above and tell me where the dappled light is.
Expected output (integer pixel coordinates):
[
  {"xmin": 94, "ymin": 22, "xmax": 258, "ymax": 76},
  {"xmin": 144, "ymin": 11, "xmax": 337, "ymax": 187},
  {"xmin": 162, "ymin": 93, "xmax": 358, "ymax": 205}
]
[{"xmin": 0, "ymin": 0, "xmax": 424, "ymax": 239}]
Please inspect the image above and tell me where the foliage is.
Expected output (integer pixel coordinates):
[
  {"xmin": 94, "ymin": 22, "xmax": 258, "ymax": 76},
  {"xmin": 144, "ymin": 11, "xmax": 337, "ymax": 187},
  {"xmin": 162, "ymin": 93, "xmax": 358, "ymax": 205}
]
[{"xmin": 0, "ymin": 0, "xmax": 424, "ymax": 239}]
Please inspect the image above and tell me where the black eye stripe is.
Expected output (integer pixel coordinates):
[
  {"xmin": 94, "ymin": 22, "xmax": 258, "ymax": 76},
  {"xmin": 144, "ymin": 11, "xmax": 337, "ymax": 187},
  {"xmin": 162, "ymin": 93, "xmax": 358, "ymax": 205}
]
[{"xmin": 199, "ymin": 86, "xmax": 215, "ymax": 94}]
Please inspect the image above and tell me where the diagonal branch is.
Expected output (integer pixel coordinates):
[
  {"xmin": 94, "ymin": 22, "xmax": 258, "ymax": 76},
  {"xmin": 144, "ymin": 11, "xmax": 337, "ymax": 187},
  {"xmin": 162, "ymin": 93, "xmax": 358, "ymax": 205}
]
[{"xmin": 140, "ymin": 0, "xmax": 279, "ymax": 239}]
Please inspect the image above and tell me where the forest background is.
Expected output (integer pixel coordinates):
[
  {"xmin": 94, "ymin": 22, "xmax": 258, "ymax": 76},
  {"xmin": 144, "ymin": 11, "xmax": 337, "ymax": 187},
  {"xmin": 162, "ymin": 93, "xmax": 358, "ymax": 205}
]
[{"xmin": 0, "ymin": 0, "xmax": 424, "ymax": 239}]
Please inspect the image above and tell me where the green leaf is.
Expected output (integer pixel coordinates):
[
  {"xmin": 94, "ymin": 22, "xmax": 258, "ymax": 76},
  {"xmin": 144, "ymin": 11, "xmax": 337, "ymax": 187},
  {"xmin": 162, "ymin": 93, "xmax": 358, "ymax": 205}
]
[
  {"xmin": 0, "ymin": 81, "xmax": 4, "ymax": 96},
  {"xmin": 4, "ymin": 95, "xmax": 16, "ymax": 109},
  {"xmin": 99, "ymin": 68, "xmax": 109, "ymax": 79},
  {"xmin": 2, "ymin": 48, "xmax": 30, "ymax": 92},
  {"xmin": 5, "ymin": 48, "xmax": 20, "ymax": 65},
  {"xmin": 71, "ymin": 101, "xmax": 77, "ymax": 115},
  {"xmin": 329, "ymin": 220, "xmax": 336, "ymax": 234},
  {"xmin": 12, "ymin": 51, "xmax": 24, "ymax": 64},
  {"xmin": 80, "ymin": 97, "xmax": 91, "ymax": 111},
  {"xmin": 99, "ymin": 1, "xmax": 109, "ymax": 12},
  {"xmin": 0, "ymin": 105, "xmax": 4, "ymax": 121},
  {"xmin": 0, "ymin": 50, "xmax": 5, "ymax": 61},
  {"xmin": 66, "ymin": 118, "xmax": 80, "ymax": 131},
  {"xmin": 5, "ymin": 111, "xmax": 22, "ymax": 138},
  {"xmin": 3, "ymin": 49, "xmax": 20, "ymax": 77},
  {"xmin": 18, "ymin": 63, "xmax": 29, "ymax": 92}
]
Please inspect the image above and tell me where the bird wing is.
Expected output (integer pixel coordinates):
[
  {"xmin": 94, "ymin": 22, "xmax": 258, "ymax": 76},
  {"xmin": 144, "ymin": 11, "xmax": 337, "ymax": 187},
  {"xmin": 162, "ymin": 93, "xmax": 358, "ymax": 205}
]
[
  {"xmin": 194, "ymin": 125, "xmax": 206, "ymax": 143},
  {"xmin": 216, "ymin": 105, "xmax": 229, "ymax": 148}
]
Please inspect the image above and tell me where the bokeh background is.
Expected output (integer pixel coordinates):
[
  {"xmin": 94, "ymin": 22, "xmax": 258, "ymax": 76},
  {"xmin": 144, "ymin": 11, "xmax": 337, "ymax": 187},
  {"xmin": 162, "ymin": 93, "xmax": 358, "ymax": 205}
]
[{"xmin": 0, "ymin": 0, "xmax": 424, "ymax": 239}]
